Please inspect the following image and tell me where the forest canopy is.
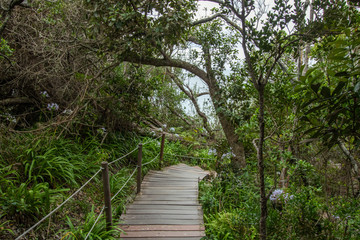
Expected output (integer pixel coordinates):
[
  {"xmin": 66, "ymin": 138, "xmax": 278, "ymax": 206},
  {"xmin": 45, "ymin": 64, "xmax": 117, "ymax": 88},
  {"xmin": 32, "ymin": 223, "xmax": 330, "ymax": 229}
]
[{"xmin": 1, "ymin": 0, "xmax": 360, "ymax": 239}]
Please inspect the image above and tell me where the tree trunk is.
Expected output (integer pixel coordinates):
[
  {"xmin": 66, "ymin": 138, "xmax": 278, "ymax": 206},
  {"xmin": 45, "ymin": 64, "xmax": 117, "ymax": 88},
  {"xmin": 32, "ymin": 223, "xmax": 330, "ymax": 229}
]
[
  {"xmin": 123, "ymin": 54, "xmax": 246, "ymax": 167},
  {"xmin": 208, "ymin": 79, "xmax": 246, "ymax": 168},
  {"xmin": 258, "ymin": 84, "xmax": 267, "ymax": 240}
]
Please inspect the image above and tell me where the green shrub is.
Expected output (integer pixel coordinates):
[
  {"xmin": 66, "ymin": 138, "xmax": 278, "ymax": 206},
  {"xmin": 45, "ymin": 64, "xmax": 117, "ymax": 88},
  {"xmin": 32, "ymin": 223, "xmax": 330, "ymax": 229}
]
[
  {"xmin": 62, "ymin": 206, "xmax": 120, "ymax": 240},
  {"xmin": 1, "ymin": 181, "xmax": 67, "ymax": 221}
]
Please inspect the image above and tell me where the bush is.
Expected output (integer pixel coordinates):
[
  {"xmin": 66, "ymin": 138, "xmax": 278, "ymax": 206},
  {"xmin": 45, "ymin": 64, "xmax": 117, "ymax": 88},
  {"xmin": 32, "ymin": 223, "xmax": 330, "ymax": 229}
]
[{"xmin": 1, "ymin": 181, "xmax": 67, "ymax": 222}]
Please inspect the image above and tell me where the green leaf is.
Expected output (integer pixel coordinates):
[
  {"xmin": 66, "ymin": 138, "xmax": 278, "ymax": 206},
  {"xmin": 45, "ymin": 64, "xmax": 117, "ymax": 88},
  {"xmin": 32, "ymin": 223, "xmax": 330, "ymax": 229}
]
[
  {"xmin": 304, "ymin": 127, "xmax": 319, "ymax": 135},
  {"xmin": 310, "ymin": 83, "xmax": 321, "ymax": 93},
  {"xmin": 308, "ymin": 117, "xmax": 321, "ymax": 126},
  {"xmin": 320, "ymin": 87, "xmax": 331, "ymax": 98},
  {"xmin": 354, "ymin": 82, "xmax": 360, "ymax": 94},
  {"xmin": 334, "ymin": 71, "xmax": 350, "ymax": 77},
  {"xmin": 301, "ymin": 98, "xmax": 317, "ymax": 109},
  {"xmin": 332, "ymin": 81, "xmax": 346, "ymax": 96},
  {"xmin": 305, "ymin": 104, "xmax": 326, "ymax": 115}
]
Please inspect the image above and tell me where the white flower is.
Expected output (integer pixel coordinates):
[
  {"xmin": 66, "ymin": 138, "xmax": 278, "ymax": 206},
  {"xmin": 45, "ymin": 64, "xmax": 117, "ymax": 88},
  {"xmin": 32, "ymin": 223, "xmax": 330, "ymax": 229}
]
[
  {"xmin": 5, "ymin": 113, "xmax": 16, "ymax": 123},
  {"xmin": 40, "ymin": 91, "xmax": 49, "ymax": 98},
  {"xmin": 221, "ymin": 151, "xmax": 235, "ymax": 159},
  {"xmin": 208, "ymin": 148, "xmax": 217, "ymax": 155},
  {"xmin": 159, "ymin": 128, "xmax": 163, "ymax": 132},
  {"xmin": 162, "ymin": 124, "xmax": 167, "ymax": 128},
  {"xmin": 169, "ymin": 127, "xmax": 175, "ymax": 132},
  {"xmin": 47, "ymin": 103, "xmax": 59, "ymax": 111},
  {"xmin": 270, "ymin": 189, "xmax": 293, "ymax": 202},
  {"xmin": 97, "ymin": 127, "xmax": 106, "ymax": 135},
  {"xmin": 62, "ymin": 109, "xmax": 73, "ymax": 115},
  {"xmin": 150, "ymin": 130, "xmax": 156, "ymax": 136},
  {"xmin": 270, "ymin": 189, "xmax": 284, "ymax": 201}
]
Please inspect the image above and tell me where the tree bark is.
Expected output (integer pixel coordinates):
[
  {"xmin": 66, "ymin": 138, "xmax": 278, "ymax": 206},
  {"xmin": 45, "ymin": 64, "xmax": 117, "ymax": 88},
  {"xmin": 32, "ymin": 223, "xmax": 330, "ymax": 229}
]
[
  {"xmin": 258, "ymin": 84, "xmax": 267, "ymax": 240},
  {"xmin": 338, "ymin": 139, "xmax": 359, "ymax": 177}
]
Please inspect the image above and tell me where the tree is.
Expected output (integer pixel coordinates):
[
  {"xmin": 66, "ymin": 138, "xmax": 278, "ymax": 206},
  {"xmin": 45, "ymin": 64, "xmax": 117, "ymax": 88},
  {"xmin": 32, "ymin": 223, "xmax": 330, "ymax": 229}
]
[{"xmin": 85, "ymin": 1, "xmax": 323, "ymax": 238}]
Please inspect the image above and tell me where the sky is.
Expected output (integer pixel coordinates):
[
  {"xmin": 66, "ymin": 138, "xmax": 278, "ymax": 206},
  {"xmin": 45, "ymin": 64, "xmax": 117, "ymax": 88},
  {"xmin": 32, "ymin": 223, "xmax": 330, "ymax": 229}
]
[{"xmin": 182, "ymin": 0, "xmax": 295, "ymax": 118}]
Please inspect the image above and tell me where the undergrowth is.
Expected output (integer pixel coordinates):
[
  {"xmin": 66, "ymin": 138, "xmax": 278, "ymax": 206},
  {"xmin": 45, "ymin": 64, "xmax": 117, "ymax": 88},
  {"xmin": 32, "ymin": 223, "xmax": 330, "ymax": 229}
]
[
  {"xmin": 199, "ymin": 160, "xmax": 360, "ymax": 240},
  {"xmin": 0, "ymin": 129, "xmax": 189, "ymax": 239}
]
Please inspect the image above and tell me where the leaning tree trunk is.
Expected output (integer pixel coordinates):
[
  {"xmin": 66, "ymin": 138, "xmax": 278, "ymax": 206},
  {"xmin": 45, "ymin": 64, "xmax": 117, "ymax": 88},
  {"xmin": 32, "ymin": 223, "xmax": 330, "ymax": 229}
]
[
  {"xmin": 123, "ymin": 54, "xmax": 246, "ymax": 167},
  {"xmin": 208, "ymin": 79, "xmax": 246, "ymax": 168}
]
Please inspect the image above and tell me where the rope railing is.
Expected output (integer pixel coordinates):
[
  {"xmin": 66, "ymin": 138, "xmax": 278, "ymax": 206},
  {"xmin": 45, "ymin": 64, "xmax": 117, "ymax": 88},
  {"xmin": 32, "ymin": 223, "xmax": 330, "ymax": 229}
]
[
  {"xmin": 108, "ymin": 147, "xmax": 138, "ymax": 165},
  {"xmin": 108, "ymin": 135, "xmax": 162, "ymax": 166},
  {"xmin": 142, "ymin": 152, "xmax": 161, "ymax": 166},
  {"xmin": 111, "ymin": 167, "xmax": 138, "ymax": 201},
  {"xmin": 15, "ymin": 133, "xmax": 166, "ymax": 240},
  {"xmin": 84, "ymin": 206, "xmax": 105, "ymax": 240},
  {"xmin": 15, "ymin": 168, "xmax": 102, "ymax": 240}
]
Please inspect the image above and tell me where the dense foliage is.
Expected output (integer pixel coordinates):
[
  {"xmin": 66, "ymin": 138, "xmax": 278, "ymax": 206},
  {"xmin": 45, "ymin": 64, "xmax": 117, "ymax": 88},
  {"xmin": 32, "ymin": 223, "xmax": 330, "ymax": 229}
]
[{"xmin": 1, "ymin": 0, "xmax": 360, "ymax": 239}]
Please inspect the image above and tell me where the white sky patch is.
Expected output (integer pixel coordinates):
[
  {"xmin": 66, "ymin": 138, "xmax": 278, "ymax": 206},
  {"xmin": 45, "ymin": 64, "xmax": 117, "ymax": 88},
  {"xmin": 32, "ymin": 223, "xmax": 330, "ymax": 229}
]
[{"xmin": 181, "ymin": 0, "xmax": 297, "ymax": 119}]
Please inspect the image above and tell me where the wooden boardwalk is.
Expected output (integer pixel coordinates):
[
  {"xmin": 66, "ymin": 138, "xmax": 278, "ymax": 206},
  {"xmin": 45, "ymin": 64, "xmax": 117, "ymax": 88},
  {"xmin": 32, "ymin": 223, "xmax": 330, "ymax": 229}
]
[{"xmin": 119, "ymin": 164, "xmax": 209, "ymax": 240}]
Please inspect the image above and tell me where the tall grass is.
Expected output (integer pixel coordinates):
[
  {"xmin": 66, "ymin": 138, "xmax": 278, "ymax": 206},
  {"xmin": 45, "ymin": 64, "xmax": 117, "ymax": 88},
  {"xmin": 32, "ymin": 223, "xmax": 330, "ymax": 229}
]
[{"xmin": 0, "ymin": 130, "xmax": 168, "ymax": 239}]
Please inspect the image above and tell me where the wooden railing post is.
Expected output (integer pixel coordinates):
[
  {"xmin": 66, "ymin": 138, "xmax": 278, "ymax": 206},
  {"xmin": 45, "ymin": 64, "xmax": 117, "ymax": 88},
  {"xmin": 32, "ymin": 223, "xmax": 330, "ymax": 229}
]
[
  {"xmin": 159, "ymin": 133, "xmax": 165, "ymax": 169},
  {"xmin": 137, "ymin": 143, "xmax": 143, "ymax": 194},
  {"xmin": 101, "ymin": 162, "xmax": 112, "ymax": 231}
]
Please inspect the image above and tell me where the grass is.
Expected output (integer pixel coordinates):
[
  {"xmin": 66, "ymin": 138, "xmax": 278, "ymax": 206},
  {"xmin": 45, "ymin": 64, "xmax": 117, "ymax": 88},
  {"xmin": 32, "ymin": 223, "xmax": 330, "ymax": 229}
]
[{"xmin": 0, "ymin": 128, "xmax": 212, "ymax": 239}]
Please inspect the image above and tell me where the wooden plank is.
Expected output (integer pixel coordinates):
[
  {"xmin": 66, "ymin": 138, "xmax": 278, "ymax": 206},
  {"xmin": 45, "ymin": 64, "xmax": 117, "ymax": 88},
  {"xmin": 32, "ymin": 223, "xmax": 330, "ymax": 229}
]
[
  {"xmin": 120, "ymin": 225, "xmax": 205, "ymax": 231},
  {"xmin": 120, "ymin": 237, "xmax": 203, "ymax": 240},
  {"xmin": 121, "ymin": 219, "xmax": 203, "ymax": 225},
  {"xmin": 141, "ymin": 190, "xmax": 197, "ymax": 194},
  {"xmin": 125, "ymin": 209, "xmax": 202, "ymax": 215},
  {"xmin": 119, "ymin": 163, "xmax": 208, "ymax": 239},
  {"xmin": 122, "ymin": 214, "xmax": 202, "ymax": 220},
  {"xmin": 120, "ymin": 230, "xmax": 205, "ymax": 237},
  {"xmin": 132, "ymin": 200, "xmax": 198, "ymax": 205},
  {"xmin": 126, "ymin": 205, "xmax": 201, "ymax": 210},
  {"xmin": 136, "ymin": 195, "xmax": 197, "ymax": 201}
]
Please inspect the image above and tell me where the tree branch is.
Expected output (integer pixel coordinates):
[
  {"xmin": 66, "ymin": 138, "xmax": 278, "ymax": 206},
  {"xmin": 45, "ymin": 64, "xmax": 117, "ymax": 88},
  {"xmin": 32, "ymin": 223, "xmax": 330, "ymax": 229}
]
[
  {"xmin": 166, "ymin": 70, "xmax": 214, "ymax": 138},
  {"xmin": 122, "ymin": 53, "xmax": 210, "ymax": 85},
  {"xmin": 0, "ymin": 97, "xmax": 32, "ymax": 105},
  {"xmin": 200, "ymin": 0, "xmax": 243, "ymax": 20},
  {"xmin": 197, "ymin": 92, "xmax": 209, "ymax": 97},
  {"xmin": 0, "ymin": 0, "xmax": 26, "ymax": 36},
  {"xmin": 192, "ymin": 13, "xmax": 222, "ymax": 26},
  {"xmin": 165, "ymin": 104, "xmax": 194, "ymax": 127}
]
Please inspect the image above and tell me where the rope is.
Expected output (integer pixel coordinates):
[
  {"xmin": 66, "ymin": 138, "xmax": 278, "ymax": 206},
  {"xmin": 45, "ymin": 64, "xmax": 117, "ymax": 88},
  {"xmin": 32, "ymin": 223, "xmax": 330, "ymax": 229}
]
[
  {"xmin": 15, "ymin": 168, "xmax": 102, "ymax": 240},
  {"xmin": 108, "ymin": 135, "xmax": 161, "ymax": 165},
  {"xmin": 111, "ymin": 167, "xmax": 137, "ymax": 201},
  {"xmin": 84, "ymin": 206, "xmax": 105, "ymax": 240},
  {"xmin": 142, "ymin": 152, "xmax": 160, "ymax": 166},
  {"xmin": 165, "ymin": 153, "xmax": 213, "ymax": 160},
  {"xmin": 142, "ymin": 135, "xmax": 162, "ymax": 146},
  {"xmin": 108, "ymin": 147, "xmax": 137, "ymax": 165},
  {"xmin": 17, "ymin": 135, "xmax": 162, "ymax": 239}
]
